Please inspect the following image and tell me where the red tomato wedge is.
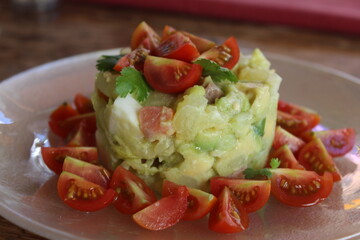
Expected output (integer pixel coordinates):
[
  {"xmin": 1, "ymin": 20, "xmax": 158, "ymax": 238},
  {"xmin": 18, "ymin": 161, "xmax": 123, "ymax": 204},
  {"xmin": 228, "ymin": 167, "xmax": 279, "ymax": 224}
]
[
  {"xmin": 162, "ymin": 180, "xmax": 217, "ymax": 221},
  {"xmin": 277, "ymin": 100, "xmax": 321, "ymax": 135},
  {"xmin": 57, "ymin": 171, "xmax": 116, "ymax": 212},
  {"xmin": 198, "ymin": 36, "xmax": 240, "ymax": 69},
  {"xmin": 133, "ymin": 186, "xmax": 189, "ymax": 230},
  {"xmin": 210, "ymin": 177, "xmax": 270, "ymax": 213},
  {"xmin": 130, "ymin": 21, "xmax": 160, "ymax": 52},
  {"xmin": 138, "ymin": 106, "xmax": 175, "ymax": 141},
  {"xmin": 62, "ymin": 156, "xmax": 111, "ymax": 189},
  {"xmin": 74, "ymin": 93, "xmax": 94, "ymax": 114},
  {"xmin": 208, "ymin": 186, "xmax": 249, "ymax": 234},
  {"xmin": 273, "ymin": 126, "xmax": 305, "ymax": 154},
  {"xmin": 66, "ymin": 113, "xmax": 97, "ymax": 147},
  {"xmin": 109, "ymin": 166, "xmax": 157, "ymax": 214},
  {"xmin": 267, "ymin": 145, "xmax": 305, "ymax": 170},
  {"xmin": 269, "ymin": 169, "xmax": 333, "ymax": 207},
  {"xmin": 155, "ymin": 32, "xmax": 200, "ymax": 62},
  {"xmin": 48, "ymin": 103, "xmax": 79, "ymax": 138},
  {"xmin": 301, "ymin": 128, "xmax": 356, "ymax": 157},
  {"xmin": 143, "ymin": 55, "xmax": 202, "ymax": 94},
  {"xmin": 113, "ymin": 48, "xmax": 150, "ymax": 72},
  {"xmin": 298, "ymin": 137, "xmax": 341, "ymax": 182},
  {"xmin": 162, "ymin": 25, "xmax": 215, "ymax": 53},
  {"xmin": 41, "ymin": 147, "xmax": 98, "ymax": 175}
]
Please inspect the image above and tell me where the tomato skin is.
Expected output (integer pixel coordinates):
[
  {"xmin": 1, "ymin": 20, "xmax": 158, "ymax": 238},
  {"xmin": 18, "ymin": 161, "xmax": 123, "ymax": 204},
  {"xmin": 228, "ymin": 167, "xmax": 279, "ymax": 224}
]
[
  {"xmin": 301, "ymin": 128, "xmax": 356, "ymax": 157},
  {"xmin": 269, "ymin": 169, "xmax": 333, "ymax": 207},
  {"xmin": 113, "ymin": 48, "xmax": 150, "ymax": 72},
  {"xmin": 66, "ymin": 113, "xmax": 97, "ymax": 147},
  {"xmin": 133, "ymin": 186, "xmax": 189, "ymax": 230},
  {"xmin": 155, "ymin": 32, "xmax": 200, "ymax": 62},
  {"xmin": 198, "ymin": 36, "xmax": 240, "ymax": 69},
  {"xmin": 277, "ymin": 100, "xmax": 321, "ymax": 135},
  {"xmin": 298, "ymin": 137, "xmax": 341, "ymax": 182},
  {"xmin": 143, "ymin": 56, "xmax": 202, "ymax": 94},
  {"xmin": 41, "ymin": 147, "xmax": 98, "ymax": 175},
  {"xmin": 57, "ymin": 171, "xmax": 116, "ymax": 212},
  {"xmin": 267, "ymin": 145, "xmax": 305, "ymax": 170},
  {"xmin": 162, "ymin": 180, "xmax": 217, "ymax": 221},
  {"xmin": 273, "ymin": 126, "xmax": 305, "ymax": 154},
  {"xmin": 130, "ymin": 21, "xmax": 160, "ymax": 51},
  {"xmin": 109, "ymin": 166, "xmax": 157, "ymax": 214},
  {"xmin": 210, "ymin": 177, "xmax": 270, "ymax": 213},
  {"xmin": 208, "ymin": 186, "xmax": 249, "ymax": 234},
  {"xmin": 62, "ymin": 156, "xmax": 111, "ymax": 189},
  {"xmin": 74, "ymin": 93, "xmax": 94, "ymax": 114},
  {"xmin": 48, "ymin": 103, "xmax": 79, "ymax": 138}
]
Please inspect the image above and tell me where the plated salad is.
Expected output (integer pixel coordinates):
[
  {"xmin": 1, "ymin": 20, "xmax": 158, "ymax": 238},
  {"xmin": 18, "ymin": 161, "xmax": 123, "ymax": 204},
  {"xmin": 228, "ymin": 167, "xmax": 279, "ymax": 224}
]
[{"xmin": 41, "ymin": 22, "xmax": 356, "ymax": 234}]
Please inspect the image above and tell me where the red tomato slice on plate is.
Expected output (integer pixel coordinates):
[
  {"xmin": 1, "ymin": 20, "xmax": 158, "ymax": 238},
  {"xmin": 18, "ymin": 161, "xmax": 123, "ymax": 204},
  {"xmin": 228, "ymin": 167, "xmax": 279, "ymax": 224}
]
[
  {"xmin": 113, "ymin": 48, "xmax": 150, "ymax": 72},
  {"xmin": 208, "ymin": 186, "xmax": 249, "ymax": 233},
  {"xmin": 130, "ymin": 21, "xmax": 160, "ymax": 51},
  {"xmin": 143, "ymin": 55, "xmax": 202, "ymax": 94},
  {"xmin": 41, "ymin": 146, "xmax": 98, "ymax": 174},
  {"xmin": 269, "ymin": 169, "xmax": 333, "ymax": 207},
  {"xmin": 109, "ymin": 166, "xmax": 157, "ymax": 214},
  {"xmin": 301, "ymin": 128, "xmax": 356, "ymax": 157},
  {"xmin": 198, "ymin": 36, "xmax": 240, "ymax": 69},
  {"xmin": 133, "ymin": 186, "xmax": 189, "ymax": 230},
  {"xmin": 162, "ymin": 180, "xmax": 217, "ymax": 221},
  {"xmin": 74, "ymin": 93, "xmax": 94, "ymax": 114},
  {"xmin": 48, "ymin": 102, "xmax": 79, "ymax": 138},
  {"xmin": 273, "ymin": 126, "xmax": 305, "ymax": 154},
  {"xmin": 62, "ymin": 156, "xmax": 111, "ymax": 189},
  {"xmin": 298, "ymin": 137, "xmax": 341, "ymax": 181},
  {"xmin": 267, "ymin": 145, "xmax": 305, "ymax": 170},
  {"xmin": 155, "ymin": 32, "xmax": 200, "ymax": 62},
  {"xmin": 66, "ymin": 113, "xmax": 97, "ymax": 147},
  {"xmin": 57, "ymin": 171, "xmax": 116, "ymax": 212},
  {"xmin": 277, "ymin": 100, "xmax": 321, "ymax": 135},
  {"xmin": 210, "ymin": 177, "xmax": 270, "ymax": 213}
]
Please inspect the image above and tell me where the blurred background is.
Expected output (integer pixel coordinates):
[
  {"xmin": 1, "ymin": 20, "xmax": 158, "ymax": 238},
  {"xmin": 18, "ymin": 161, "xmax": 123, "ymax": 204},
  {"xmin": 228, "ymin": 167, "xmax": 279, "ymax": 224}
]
[{"xmin": 0, "ymin": 0, "xmax": 360, "ymax": 239}]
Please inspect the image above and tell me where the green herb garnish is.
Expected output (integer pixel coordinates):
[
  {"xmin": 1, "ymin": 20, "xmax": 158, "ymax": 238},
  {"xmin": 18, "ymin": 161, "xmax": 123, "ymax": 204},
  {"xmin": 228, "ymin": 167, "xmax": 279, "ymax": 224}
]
[
  {"xmin": 115, "ymin": 67, "xmax": 151, "ymax": 102},
  {"xmin": 243, "ymin": 158, "xmax": 280, "ymax": 179},
  {"xmin": 253, "ymin": 118, "xmax": 266, "ymax": 137},
  {"xmin": 96, "ymin": 54, "xmax": 125, "ymax": 71},
  {"xmin": 194, "ymin": 59, "xmax": 238, "ymax": 83}
]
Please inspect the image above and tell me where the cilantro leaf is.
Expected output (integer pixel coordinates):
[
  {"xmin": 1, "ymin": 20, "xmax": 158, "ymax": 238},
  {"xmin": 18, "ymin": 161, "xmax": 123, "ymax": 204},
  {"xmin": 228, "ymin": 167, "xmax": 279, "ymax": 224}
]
[
  {"xmin": 115, "ymin": 67, "xmax": 151, "ymax": 102},
  {"xmin": 270, "ymin": 158, "xmax": 281, "ymax": 169},
  {"xmin": 96, "ymin": 55, "xmax": 124, "ymax": 71},
  {"xmin": 243, "ymin": 158, "xmax": 280, "ymax": 179},
  {"xmin": 243, "ymin": 168, "xmax": 272, "ymax": 179},
  {"xmin": 194, "ymin": 59, "xmax": 238, "ymax": 83}
]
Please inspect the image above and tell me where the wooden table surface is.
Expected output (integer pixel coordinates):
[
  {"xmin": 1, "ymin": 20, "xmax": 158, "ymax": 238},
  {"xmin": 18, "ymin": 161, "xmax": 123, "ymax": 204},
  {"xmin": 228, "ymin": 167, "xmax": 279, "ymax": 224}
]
[{"xmin": 0, "ymin": 0, "xmax": 359, "ymax": 239}]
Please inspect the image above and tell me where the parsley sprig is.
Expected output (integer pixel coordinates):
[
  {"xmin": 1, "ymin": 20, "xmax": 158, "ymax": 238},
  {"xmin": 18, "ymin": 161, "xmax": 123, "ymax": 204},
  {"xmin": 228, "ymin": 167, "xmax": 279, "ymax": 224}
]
[
  {"xmin": 96, "ymin": 54, "xmax": 125, "ymax": 72},
  {"xmin": 194, "ymin": 59, "xmax": 238, "ymax": 83},
  {"xmin": 115, "ymin": 67, "xmax": 151, "ymax": 102},
  {"xmin": 243, "ymin": 158, "xmax": 280, "ymax": 179}
]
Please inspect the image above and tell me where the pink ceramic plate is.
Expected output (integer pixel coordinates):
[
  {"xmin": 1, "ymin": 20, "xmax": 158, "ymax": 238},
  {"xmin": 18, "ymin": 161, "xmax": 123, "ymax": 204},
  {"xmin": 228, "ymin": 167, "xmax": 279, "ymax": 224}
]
[{"xmin": 0, "ymin": 49, "xmax": 359, "ymax": 240}]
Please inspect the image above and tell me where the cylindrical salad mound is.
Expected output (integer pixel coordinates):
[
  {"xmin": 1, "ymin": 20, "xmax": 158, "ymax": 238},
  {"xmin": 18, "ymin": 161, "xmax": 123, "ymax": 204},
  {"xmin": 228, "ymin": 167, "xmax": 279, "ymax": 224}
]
[{"xmin": 92, "ymin": 22, "xmax": 282, "ymax": 191}]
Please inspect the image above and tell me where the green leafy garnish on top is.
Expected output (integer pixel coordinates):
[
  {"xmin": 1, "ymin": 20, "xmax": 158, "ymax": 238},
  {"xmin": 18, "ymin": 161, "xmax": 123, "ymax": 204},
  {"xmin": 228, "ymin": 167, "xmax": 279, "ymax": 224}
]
[
  {"xmin": 243, "ymin": 158, "xmax": 280, "ymax": 179},
  {"xmin": 96, "ymin": 55, "xmax": 124, "ymax": 72},
  {"xmin": 115, "ymin": 67, "xmax": 151, "ymax": 102},
  {"xmin": 194, "ymin": 59, "xmax": 238, "ymax": 83}
]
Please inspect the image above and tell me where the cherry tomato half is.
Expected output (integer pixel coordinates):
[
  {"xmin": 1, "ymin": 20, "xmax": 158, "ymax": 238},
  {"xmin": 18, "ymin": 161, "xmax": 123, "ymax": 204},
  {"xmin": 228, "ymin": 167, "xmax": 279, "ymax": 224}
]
[
  {"xmin": 48, "ymin": 102, "xmax": 79, "ymax": 138},
  {"xmin": 298, "ymin": 137, "xmax": 341, "ymax": 182},
  {"xmin": 208, "ymin": 186, "xmax": 249, "ymax": 233},
  {"xmin": 273, "ymin": 126, "xmax": 305, "ymax": 154},
  {"xmin": 267, "ymin": 145, "xmax": 305, "ymax": 170},
  {"xmin": 109, "ymin": 166, "xmax": 157, "ymax": 214},
  {"xmin": 57, "ymin": 171, "xmax": 116, "ymax": 212},
  {"xmin": 41, "ymin": 146, "xmax": 98, "ymax": 174},
  {"xmin": 143, "ymin": 55, "xmax": 202, "ymax": 94},
  {"xmin": 301, "ymin": 128, "xmax": 356, "ymax": 157},
  {"xmin": 74, "ymin": 93, "xmax": 94, "ymax": 114},
  {"xmin": 130, "ymin": 21, "xmax": 160, "ymax": 52},
  {"xmin": 162, "ymin": 180, "xmax": 217, "ymax": 221},
  {"xmin": 198, "ymin": 36, "xmax": 240, "ymax": 69},
  {"xmin": 210, "ymin": 177, "xmax": 270, "ymax": 213},
  {"xmin": 269, "ymin": 169, "xmax": 333, "ymax": 207},
  {"xmin": 133, "ymin": 186, "xmax": 189, "ymax": 230}
]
